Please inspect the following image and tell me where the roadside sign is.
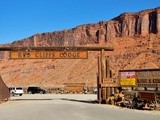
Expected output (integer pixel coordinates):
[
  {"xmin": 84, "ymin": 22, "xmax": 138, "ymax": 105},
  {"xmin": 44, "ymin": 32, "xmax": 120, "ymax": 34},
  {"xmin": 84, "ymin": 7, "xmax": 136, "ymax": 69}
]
[
  {"xmin": 139, "ymin": 92, "xmax": 156, "ymax": 101},
  {"xmin": 119, "ymin": 69, "xmax": 160, "ymax": 87},
  {"xmin": 119, "ymin": 72, "xmax": 136, "ymax": 86},
  {"xmin": 136, "ymin": 70, "xmax": 160, "ymax": 87},
  {"xmin": 10, "ymin": 51, "xmax": 88, "ymax": 59}
]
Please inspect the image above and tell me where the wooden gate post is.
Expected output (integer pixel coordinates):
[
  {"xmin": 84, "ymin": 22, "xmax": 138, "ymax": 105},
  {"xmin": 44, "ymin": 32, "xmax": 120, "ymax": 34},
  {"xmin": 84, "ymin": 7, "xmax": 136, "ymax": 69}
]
[
  {"xmin": 101, "ymin": 49, "xmax": 106, "ymax": 103},
  {"xmin": 97, "ymin": 48, "xmax": 117, "ymax": 103},
  {"xmin": 101, "ymin": 49, "xmax": 106, "ymax": 80},
  {"xmin": 97, "ymin": 56, "xmax": 102, "ymax": 103}
]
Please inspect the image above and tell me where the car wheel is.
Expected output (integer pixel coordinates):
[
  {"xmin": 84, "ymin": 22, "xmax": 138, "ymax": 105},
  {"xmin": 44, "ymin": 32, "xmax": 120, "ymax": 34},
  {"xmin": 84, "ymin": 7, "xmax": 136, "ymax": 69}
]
[{"xmin": 12, "ymin": 92, "xmax": 15, "ymax": 96}]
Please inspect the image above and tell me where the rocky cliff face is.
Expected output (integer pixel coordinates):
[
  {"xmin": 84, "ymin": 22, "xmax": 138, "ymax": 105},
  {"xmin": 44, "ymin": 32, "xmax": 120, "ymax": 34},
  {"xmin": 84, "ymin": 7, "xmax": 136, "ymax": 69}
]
[
  {"xmin": 10, "ymin": 7, "xmax": 160, "ymax": 47},
  {"xmin": 0, "ymin": 7, "xmax": 160, "ymax": 87}
]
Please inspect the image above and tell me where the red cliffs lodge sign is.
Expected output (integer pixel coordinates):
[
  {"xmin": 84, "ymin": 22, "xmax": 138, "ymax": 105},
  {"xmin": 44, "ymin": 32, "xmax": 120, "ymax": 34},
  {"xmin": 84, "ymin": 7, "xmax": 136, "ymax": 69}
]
[
  {"xmin": 119, "ymin": 69, "xmax": 160, "ymax": 87},
  {"xmin": 10, "ymin": 51, "xmax": 88, "ymax": 59},
  {"xmin": 1, "ymin": 46, "xmax": 113, "ymax": 59}
]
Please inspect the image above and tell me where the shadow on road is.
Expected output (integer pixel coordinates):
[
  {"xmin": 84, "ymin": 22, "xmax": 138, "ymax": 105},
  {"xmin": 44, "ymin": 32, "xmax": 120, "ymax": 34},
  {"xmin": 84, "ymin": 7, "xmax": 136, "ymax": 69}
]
[{"xmin": 61, "ymin": 98, "xmax": 98, "ymax": 104}]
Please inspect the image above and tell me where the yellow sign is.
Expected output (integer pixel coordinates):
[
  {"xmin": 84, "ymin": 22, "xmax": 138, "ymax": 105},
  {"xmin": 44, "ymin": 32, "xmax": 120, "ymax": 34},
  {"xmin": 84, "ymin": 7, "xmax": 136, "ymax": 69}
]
[
  {"xmin": 120, "ymin": 78, "xmax": 136, "ymax": 86},
  {"xmin": 10, "ymin": 51, "xmax": 88, "ymax": 59}
]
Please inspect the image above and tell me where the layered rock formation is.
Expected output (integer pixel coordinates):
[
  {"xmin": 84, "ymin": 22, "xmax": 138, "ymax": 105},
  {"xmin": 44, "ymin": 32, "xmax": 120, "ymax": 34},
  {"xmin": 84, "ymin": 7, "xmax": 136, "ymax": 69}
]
[
  {"xmin": 9, "ymin": 7, "xmax": 160, "ymax": 47},
  {"xmin": 0, "ymin": 7, "xmax": 160, "ymax": 88}
]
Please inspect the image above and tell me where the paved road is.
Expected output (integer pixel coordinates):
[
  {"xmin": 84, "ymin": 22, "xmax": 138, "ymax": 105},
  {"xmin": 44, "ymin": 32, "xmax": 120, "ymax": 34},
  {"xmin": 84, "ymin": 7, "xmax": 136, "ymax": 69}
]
[{"xmin": 0, "ymin": 94, "xmax": 160, "ymax": 120}]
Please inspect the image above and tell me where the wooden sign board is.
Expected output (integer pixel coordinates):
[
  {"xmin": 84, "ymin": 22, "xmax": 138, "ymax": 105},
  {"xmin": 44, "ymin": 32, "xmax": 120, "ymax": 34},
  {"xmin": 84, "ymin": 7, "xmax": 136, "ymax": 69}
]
[
  {"xmin": 10, "ymin": 51, "xmax": 88, "ymax": 59},
  {"xmin": 119, "ymin": 69, "xmax": 160, "ymax": 87},
  {"xmin": 139, "ymin": 92, "xmax": 156, "ymax": 101},
  {"xmin": 136, "ymin": 70, "xmax": 160, "ymax": 87},
  {"xmin": 100, "ymin": 83, "xmax": 118, "ymax": 87},
  {"xmin": 63, "ymin": 83, "xmax": 85, "ymax": 93}
]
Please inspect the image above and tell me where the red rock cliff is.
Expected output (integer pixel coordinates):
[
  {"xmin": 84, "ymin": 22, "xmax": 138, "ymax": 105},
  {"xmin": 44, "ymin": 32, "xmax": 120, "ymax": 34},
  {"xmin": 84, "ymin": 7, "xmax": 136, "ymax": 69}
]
[{"xmin": 9, "ymin": 7, "xmax": 160, "ymax": 47}]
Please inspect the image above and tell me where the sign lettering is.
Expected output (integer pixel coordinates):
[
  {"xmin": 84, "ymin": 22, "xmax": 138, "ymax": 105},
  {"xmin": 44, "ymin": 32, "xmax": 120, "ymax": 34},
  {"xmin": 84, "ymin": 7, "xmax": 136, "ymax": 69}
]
[
  {"xmin": 10, "ymin": 51, "xmax": 88, "ymax": 59},
  {"xmin": 136, "ymin": 70, "xmax": 160, "ymax": 87},
  {"xmin": 120, "ymin": 72, "xmax": 136, "ymax": 86}
]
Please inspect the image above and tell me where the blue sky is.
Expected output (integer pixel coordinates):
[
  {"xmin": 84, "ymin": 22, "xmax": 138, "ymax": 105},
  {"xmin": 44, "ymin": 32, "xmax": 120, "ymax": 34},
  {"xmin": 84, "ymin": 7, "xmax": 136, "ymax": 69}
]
[{"xmin": 0, "ymin": 0, "xmax": 159, "ymax": 44}]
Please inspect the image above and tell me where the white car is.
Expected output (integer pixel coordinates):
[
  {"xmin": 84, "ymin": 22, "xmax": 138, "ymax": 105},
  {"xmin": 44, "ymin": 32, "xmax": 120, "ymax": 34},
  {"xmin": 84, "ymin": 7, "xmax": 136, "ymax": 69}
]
[
  {"xmin": 93, "ymin": 88, "xmax": 97, "ymax": 94},
  {"xmin": 9, "ymin": 87, "xmax": 24, "ymax": 96}
]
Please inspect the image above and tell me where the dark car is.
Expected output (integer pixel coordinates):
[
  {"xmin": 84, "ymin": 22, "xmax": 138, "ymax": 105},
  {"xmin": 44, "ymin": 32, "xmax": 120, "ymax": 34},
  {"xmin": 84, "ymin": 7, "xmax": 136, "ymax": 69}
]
[{"xmin": 27, "ymin": 86, "xmax": 46, "ymax": 94}]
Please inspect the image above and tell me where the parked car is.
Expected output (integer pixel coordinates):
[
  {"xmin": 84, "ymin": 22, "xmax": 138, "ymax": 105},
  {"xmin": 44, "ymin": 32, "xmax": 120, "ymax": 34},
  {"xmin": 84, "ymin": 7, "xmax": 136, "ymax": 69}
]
[
  {"xmin": 93, "ymin": 88, "xmax": 97, "ymax": 94},
  {"xmin": 9, "ymin": 87, "xmax": 24, "ymax": 96},
  {"xmin": 27, "ymin": 86, "xmax": 46, "ymax": 94}
]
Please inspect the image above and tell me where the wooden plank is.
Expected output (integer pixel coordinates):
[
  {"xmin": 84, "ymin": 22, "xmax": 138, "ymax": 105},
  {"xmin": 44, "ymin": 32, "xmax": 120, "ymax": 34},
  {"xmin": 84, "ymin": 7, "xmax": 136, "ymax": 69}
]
[
  {"xmin": 101, "ymin": 49, "xmax": 106, "ymax": 82},
  {"xmin": 63, "ymin": 83, "xmax": 85, "ymax": 86},
  {"xmin": 98, "ymin": 56, "xmax": 102, "ymax": 83},
  {"xmin": 103, "ymin": 79, "xmax": 114, "ymax": 83},
  {"xmin": 100, "ymin": 83, "xmax": 118, "ymax": 87},
  {"xmin": 98, "ymin": 87, "xmax": 102, "ymax": 103},
  {"xmin": 106, "ymin": 59, "xmax": 110, "ymax": 78},
  {"xmin": 139, "ymin": 92, "xmax": 156, "ymax": 101},
  {"xmin": 102, "ymin": 88, "xmax": 106, "ymax": 100},
  {"xmin": 0, "ymin": 46, "xmax": 114, "ymax": 51},
  {"xmin": 107, "ymin": 87, "xmax": 111, "ymax": 99},
  {"xmin": 97, "ymin": 75, "xmax": 100, "ymax": 102},
  {"xmin": 10, "ymin": 51, "xmax": 88, "ymax": 59},
  {"xmin": 136, "ymin": 70, "xmax": 160, "ymax": 87}
]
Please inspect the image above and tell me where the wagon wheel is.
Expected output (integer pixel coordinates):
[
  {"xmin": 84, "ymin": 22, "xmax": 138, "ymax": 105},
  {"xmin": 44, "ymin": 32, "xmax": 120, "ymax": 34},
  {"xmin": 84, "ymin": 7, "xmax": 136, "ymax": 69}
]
[
  {"xmin": 128, "ymin": 101, "xmax": 136, "ymax": 109},
  {"xmin": 155, "ymin": 99, "xmax": 160, "ymax": 110}
]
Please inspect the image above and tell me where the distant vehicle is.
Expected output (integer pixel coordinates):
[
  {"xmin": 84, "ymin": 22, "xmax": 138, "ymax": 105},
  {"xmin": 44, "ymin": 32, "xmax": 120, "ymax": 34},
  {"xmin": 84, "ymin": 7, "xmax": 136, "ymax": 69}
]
[
  {"xmin": 93, "ymin": 88, "xmax": 97, "ymax": 94},
  {"xmin": 27, "ymin": 86, "xmax": 46, "ymax": 94},
  {"xmin": 9, "ymin": 87, "xmax": 24, "ymax": 96}
]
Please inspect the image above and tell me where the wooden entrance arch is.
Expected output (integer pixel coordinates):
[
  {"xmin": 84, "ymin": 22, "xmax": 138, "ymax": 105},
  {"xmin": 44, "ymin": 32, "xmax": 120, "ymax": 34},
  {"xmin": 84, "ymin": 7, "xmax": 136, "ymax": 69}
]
[{"xmin": 0, "ymin": 46, "xmax": 116, "ymax": 103}]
